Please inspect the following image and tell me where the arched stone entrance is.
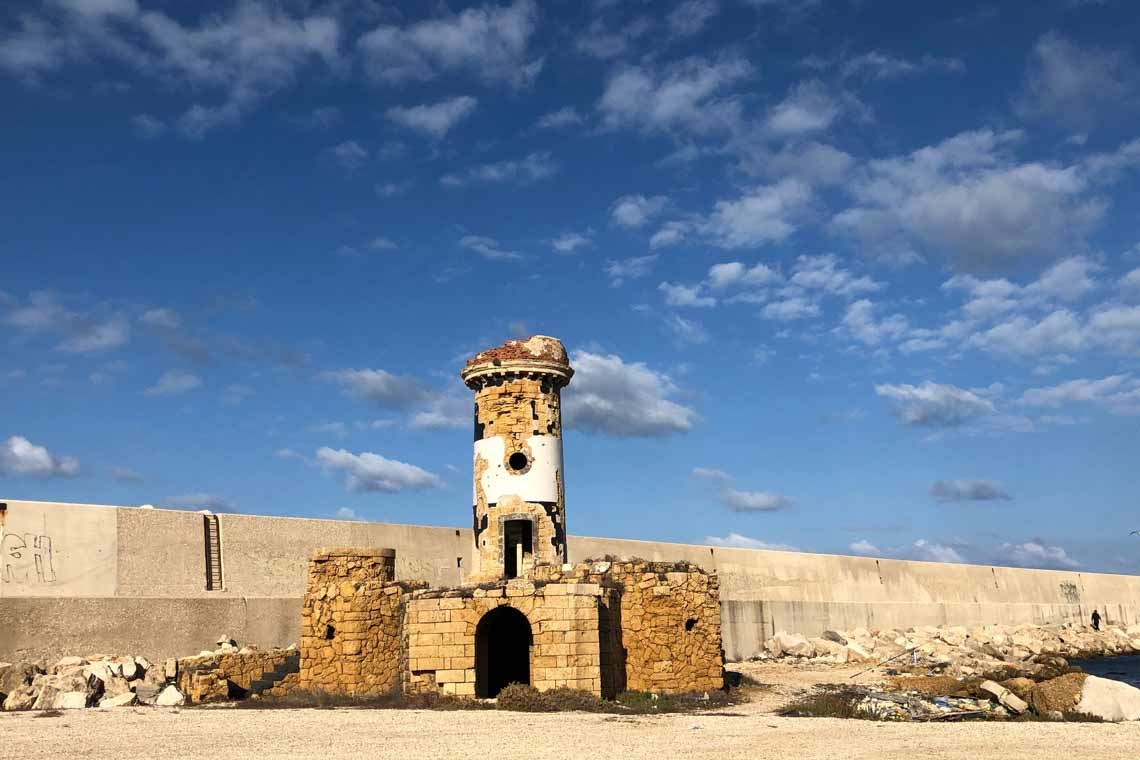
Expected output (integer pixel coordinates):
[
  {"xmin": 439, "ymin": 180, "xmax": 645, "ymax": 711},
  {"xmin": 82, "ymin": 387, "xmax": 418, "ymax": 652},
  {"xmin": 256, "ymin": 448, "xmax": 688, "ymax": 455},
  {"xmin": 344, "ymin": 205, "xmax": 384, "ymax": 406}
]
[{"xmin": 475, "ymin": 606, "xmax": 532, "ymax": 698}]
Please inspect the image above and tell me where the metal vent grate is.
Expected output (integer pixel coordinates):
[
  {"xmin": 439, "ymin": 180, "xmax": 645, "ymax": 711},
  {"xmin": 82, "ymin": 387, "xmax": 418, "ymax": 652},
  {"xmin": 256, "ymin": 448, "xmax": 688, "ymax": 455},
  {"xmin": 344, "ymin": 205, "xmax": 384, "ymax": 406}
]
[{"xmin": 203, "ymin": 514, "xmax": 223, "ymax": 591}]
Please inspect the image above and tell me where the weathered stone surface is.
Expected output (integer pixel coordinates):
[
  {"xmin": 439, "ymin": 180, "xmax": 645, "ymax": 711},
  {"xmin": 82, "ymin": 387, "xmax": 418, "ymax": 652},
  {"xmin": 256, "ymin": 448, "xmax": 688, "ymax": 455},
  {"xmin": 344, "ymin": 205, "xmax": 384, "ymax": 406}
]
[
  {"xmin": 821, "ymin": 630, "xmax": 848, "ymax": 645},
  {"xmin": 979, "ymin": 679, "xmax": 1028, "ymax": 714},
  {"xmin": 1076, "ymin": 675, "xmax": 1140, "ymax": 722},
  {"xmin": 31, "ymin": 672, "xmax": 101, "ymax": 710},
  {"xmin": 1029, "ymin": 673, "xmax": 1087, "ymax": 715},
  {"xmin": 3, "ymin": 685, "xmax": 37, "ymax": 711},
  {"xmin": 98, "ymin": 692, "xmax": 138, "ymax": 708},
  {"xmin": 1, "ymin": 662, "xmax": 42, "ymax": 700},
  {"xmin": 55, "ymin": 691, "xmax": 89, "ymax": 710},
  {"xmin": 155, "ymin": 685, "xmax": 185, "ymax": 707}
]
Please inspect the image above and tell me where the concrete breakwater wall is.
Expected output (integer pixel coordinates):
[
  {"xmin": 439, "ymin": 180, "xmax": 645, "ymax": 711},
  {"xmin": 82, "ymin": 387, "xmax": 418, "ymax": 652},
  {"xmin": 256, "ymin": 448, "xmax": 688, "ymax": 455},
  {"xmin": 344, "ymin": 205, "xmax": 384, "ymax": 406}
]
[{"xmin": 3, "ymin": 500, "xmax": 1139, "ymax": 662}]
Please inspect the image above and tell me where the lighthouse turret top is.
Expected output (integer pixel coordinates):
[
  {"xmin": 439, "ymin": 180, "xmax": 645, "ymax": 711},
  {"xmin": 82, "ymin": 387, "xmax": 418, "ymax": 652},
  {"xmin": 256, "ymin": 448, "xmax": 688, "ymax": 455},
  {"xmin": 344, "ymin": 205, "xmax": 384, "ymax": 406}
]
[{"xmin": 461, "ymin": 335, "xmax": 573, "ymax": 389}]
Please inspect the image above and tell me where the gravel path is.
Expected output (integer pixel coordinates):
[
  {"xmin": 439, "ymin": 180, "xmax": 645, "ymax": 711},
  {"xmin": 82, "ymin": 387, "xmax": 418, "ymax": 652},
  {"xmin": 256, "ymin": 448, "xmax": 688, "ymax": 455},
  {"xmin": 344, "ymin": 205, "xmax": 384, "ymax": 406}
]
[{"xmin": 3, "ymin": 705, "xmax": 1139, "ymax": 760}]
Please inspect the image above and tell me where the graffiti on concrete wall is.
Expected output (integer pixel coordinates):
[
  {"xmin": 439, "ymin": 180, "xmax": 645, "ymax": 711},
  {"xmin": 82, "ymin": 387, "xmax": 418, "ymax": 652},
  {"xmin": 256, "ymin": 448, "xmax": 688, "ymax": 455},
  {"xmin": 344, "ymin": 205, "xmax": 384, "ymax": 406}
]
[{"xmin": 1, "ymin": 532, "xmax": 57, "ymax": 585}]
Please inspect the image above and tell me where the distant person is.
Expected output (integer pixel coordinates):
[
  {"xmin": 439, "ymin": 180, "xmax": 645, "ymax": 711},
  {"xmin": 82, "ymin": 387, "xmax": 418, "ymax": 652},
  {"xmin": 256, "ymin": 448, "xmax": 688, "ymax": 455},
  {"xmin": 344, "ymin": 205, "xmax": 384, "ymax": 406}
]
[{"xmin": 1091, "ymin": 609, "xmax": 1101, "ymax": 631}]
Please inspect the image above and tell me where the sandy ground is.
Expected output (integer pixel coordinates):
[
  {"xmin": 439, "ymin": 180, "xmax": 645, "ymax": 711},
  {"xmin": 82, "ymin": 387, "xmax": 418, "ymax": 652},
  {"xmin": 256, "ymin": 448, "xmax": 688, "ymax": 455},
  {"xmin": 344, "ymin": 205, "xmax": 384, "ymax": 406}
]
[{"xmin": 3, "ymin": 663, "xmax": 1138, "ymax": 760}]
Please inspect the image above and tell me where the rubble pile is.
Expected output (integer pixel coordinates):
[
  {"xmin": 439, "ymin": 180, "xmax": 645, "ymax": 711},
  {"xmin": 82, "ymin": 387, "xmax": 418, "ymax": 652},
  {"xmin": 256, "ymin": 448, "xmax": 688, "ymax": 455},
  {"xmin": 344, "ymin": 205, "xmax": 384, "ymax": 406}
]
[
  {"xmin": 762, "ymin": 622, "xmax": 1140, "ymax": 675},
  {"xmin": 0, "ymin": 635, "xmax": 297, "ymax": 711}
]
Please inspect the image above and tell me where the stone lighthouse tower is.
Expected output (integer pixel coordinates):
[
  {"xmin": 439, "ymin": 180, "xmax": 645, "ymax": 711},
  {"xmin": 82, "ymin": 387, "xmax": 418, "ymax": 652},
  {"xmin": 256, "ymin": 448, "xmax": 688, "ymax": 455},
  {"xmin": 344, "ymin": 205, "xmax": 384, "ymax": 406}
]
[{"xmin": 461, "ymin": 336, "xmax": 573, "ymax": 581}]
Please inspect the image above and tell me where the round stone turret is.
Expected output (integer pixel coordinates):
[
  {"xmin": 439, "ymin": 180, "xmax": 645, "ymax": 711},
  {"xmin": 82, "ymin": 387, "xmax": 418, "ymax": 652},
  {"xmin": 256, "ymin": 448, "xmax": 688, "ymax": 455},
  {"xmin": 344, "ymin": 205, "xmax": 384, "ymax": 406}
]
[{"xmin": 461, "ymin": 336, "xmax": 573, "ymax": 581}]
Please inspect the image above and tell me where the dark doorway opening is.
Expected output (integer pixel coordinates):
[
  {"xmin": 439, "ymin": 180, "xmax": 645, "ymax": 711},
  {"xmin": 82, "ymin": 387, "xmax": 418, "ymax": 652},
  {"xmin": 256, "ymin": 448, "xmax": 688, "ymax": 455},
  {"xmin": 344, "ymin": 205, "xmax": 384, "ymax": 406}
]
[
  {"xmin": 503, "ymin": 519, "xmax": 532, "ymax": 579},
  {"xmin": 475, "ymin": 606, "xmax": 532, "ymax": 698}
]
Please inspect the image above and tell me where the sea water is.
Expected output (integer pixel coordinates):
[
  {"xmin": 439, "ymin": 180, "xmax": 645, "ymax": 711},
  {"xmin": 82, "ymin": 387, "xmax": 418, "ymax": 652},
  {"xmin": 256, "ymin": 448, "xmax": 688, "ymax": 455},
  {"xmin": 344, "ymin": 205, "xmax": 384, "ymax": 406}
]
[{"xmin": 1071, "ymin": 654, "xmax": 1140, "ymax": 689}]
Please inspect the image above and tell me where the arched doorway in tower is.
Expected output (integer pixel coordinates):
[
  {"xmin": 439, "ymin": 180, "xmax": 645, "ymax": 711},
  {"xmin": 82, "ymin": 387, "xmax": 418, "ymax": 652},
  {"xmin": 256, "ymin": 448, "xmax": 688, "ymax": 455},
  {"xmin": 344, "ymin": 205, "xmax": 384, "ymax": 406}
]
[{"xmin": 475, "ymin": 606, "xmax": 532, "ymax": 698}]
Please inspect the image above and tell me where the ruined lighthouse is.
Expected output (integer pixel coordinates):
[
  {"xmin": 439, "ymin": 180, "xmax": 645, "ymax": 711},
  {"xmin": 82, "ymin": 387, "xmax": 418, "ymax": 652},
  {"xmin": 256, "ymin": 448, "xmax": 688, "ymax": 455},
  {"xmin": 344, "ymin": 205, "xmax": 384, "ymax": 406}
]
[{"xmin": 461, "ymin": 335, "xmax": 573, "ymax": 581}]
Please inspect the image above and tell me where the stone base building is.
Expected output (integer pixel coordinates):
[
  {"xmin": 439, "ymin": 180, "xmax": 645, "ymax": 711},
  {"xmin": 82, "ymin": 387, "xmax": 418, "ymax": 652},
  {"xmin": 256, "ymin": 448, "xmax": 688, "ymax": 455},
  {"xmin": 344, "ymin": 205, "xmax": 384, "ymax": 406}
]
[{"xmin": 297, "ymin": 337, "xmax": 725, "ymax": 699}]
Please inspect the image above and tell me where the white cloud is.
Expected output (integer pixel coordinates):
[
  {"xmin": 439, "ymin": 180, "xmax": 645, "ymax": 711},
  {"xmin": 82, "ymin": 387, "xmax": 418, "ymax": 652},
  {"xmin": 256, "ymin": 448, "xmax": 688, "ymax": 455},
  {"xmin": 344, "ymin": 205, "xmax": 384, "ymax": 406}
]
[
  {"xmin": 459, "ymin": 235, "xmax": 523, "ymax": 261},
  {"xmin": 575, "ymin": 16, "xmax": 651, "ymax": 60},
  {"xmin": 535, "ymin": 106, "xmax": 583, "ymax": 130},
  {"xmin": 610, "ymin": 194, "xmax": 668, "ymax": 228},
  {"xmin": 791, "ymin": 254, "xmax": 880, "ymax": 296},
  {"xmin": 324, "ymin": 140, "xmax": 368, "ymax": 170},
  {"xmin": 649, "ymin": 221, "xmax": 690, "ymax": 250},
  {"xmin": 665, "ymin": 313, "xmax": 709, "ymax": 344},
  {"xmin": 692, "ymin": 467, "xmax": 731, "ymax": 480},
  {"xmin": 706, "ymin": 261, "xmax": 782, "ymax": 290},
  {"xmin": 1087, "ymin": 304, "xmax": 1140, "ymax": 356},
  {"xmin": 358, "ymin": 0, "xmax": 541, "ymax": 87},
  {"xmin": 842, "ymin": 299, "xmax": 908, "ymax": 346},
  {"xmin": 605, "ymin": 255, "xmax": 657, "ymax": 287},
  {"xmin": 765, "ymin": 80, "xmax": 842, "ymax": 135},
  {"xmin": 968, "ymin": 310, "xmax": 1085, "ymax": 358},
  {"xmin": 1017, "ymin": 32, "xmax": 1139, "ymax": 129},
  {"xmin": 369, "ymin": 237, "xmax": 398, "ymax": 251},
  {"xmin": 839, "ymin": 50, "xmax": 964, "ymax": 80},
  {"xmin": 0, "ymin": 435, "xmax": 79, "ymax": 478},
  {"xmin": 441, "ymin": 151, "xmax": 557, "ymax": 186},
  {"xmin": 994, "ymin": 540, "xmax": 1080, "ymax": 570},
  {"xmin": 1018, "ymin": 375, "xmax": 1140, "ymax": 415},
  {"xmin": 668, "ymin": 0, "xmax": 719, "ymax": 38},
  {"xmin": 563, "ymin": 350, "xmax": 698, "ymax": 436},
  {"xmin": 761, "ymin": 296, "xmax": 819, "ymax": 321},
  {"xmin": 930, "ymin": 479, "xmax": 1011, "ymax": 503},
  {"xmin": 597, "ymin": 54, "xmax": 752, "ymax": 136},
  {"xmin": 659, "ymin": 282, "xmax": 715, "ymax": 308},
  {"xmin": 324, "ymin": 368, "xmax": 434, "ymax": 408},
  {"xmin": 143, "ymin": 369, "xmax": 201, "ymax": 397},
  {"xmin": 335, "ymin": 507, "xmax": 357, "ymax": 520},
  {"xmin": 140, "ymin": 308, "xmax": 181, "ymax": 330},
  {"xmin": 408, "ymin": 394, "xmax": 469, "ymax": 430},
  {"xmin": 316, "ymin": 447, "xmax": 443, "ymax": 493},
  {"xmin": 699, "ymin": 179, "xmax": 812, "ymax": 248},
  {"xmin": 1122, "ymin": 268, "xmax": 1140, "ymax": 298},
  {"xmin": 165, "ymin": 492, "xmax": 237, "ymax": 512},
  {"xmin": 849, "ymin": 539, "xmax": 881, "ymax": 556},
  {"xmin": 375, "ymin": 181, "xmax": 410, "ymax": 198},
  {"xmin": 551, "ymin": 232, "xmax": 592, "ymax": 254},
  {"xmin": 131, "ymin": 113, "xmax": 165, "ymax": 139},
  {"xmin": 705, "ymin": 533, "xmax": 798, "ymax": 551},
  {"xmin": 720, "ymin": 488, "xmax": 791, "ymax": 512},
  {"xmin": 834, "ymin": 129, "xmax": 1108, "ymax": 271},
  {"xmin": 57, "ymin": 315, "xmax": 130, "ymax": 353},
  {"xmin": 875, "ymin": 381, "xmax": 996, "ymax": 428},
  {"xmin": 385, "ymin": 96, "xmax": 477, "ymax": 138},
  {"xmin": 912, "ymin": 539, "xmax": 965, "ymax": 563}
]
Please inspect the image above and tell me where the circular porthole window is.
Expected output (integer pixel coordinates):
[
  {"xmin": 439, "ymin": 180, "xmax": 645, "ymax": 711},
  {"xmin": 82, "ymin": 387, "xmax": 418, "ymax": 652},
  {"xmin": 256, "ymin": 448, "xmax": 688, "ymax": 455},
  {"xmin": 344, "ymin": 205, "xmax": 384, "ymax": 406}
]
[{"xmin": 508, "ymin": 452, "xmax": 529, "ymax": 471}]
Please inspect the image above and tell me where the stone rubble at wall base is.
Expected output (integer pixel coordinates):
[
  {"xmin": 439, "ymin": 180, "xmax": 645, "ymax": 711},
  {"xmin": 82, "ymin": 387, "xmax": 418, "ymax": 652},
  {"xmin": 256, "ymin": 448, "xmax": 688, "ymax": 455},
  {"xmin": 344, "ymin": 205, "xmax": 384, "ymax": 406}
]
[{"xmin": 0, "ymin": 640, "xmax": 300, "ymax": 711}]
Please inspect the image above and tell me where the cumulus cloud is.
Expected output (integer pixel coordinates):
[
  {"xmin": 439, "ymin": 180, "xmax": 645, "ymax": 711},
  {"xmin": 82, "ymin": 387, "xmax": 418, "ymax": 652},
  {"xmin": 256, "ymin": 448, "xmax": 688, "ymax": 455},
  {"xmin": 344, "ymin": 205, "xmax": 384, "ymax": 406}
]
[
  {"xmin": 761, "ymin": 297, "xmax": 819, "ymax": 321},
  {"xmin": 834, "ymin": 129, "xmax": 1110, "ymax": 271},
  {"xmin": 459, "ymin": 235, "xmax": 523, "ymax": 261},
  {"xmin": 323, "ymin": 368, "xmax": 434, "ymax": 408},
  {"xmin": 706, "ymin": 262, "xmax": 782, "ymax": 290},
  {"xmin": 605, "ymin": 255, "xmax": 657, "ymax": 287},
  {"xmin": 842, "ymin": 299, "xmax": 909, "ymax": 346},
  {"xmin": 839, "ymin": 50, "xmax": 964, "ymax": 81},
  {"xmin": 611, "ymin": 194, "xmax": 668, "ymax": 228},
  {"xmin": 705, "ymin": 533, "xmax": 798, "ymax": 551},
  {"xmin": 140, "ymin": 308, "xmax": 181, "ymax": 330},
  {"xmin": 144, "ymin": 369, "xmax": 202, "ymax": 397},
  {"xmin": 911, "ymin": 539, "xmax": 965, "ymax": 563},
  {"xmin": 563, "ymin": 350, "xmax": 698, "ymax": 436},
  {"xmin": 408, "ymin": 394, "xmax": 469, "ymax": 430},
  {"xmin": 357, "ymin": 0, "xmax": 542, "ymax": 88},
  {"xmin": 597, "ymin": 54, "xmax": 752, "ymax": 136},
  {"xmin": 994, "ymin": 539, "xmax": 1080, "ymax": 570},
  {"xmin": 0, "ymin": 435, "xmax": 79, "ymax": 478},
  {"xmin": 720, "ymin": 488, "xmax": 792, "ymax": 512},
  {"xmin": 551, "ymin": 232, "xmax": 592, "ymax": 254},
  {"xmin": 535, "ymin": 106, "xmax": 583, "ymax": 130},
  {"xmin": 1018, "ymin": 375, "xmax": 1140, "ymax": 415},
  {"xmin": 659, "ymin": 282, "xmax": 715, "ymax": 308},
  {"xmin": 875, "ymin": 381, "xmax": 996, "ymax": 427},
  {"xmin": 930, "ymin": 479, "xmax": 1012, "ymax": 503},
  {"xmin": 385, "ymin": 96, "xmax": 477, "ymax": 138},
  {"xmin": 441, "ymin": 151, "xmax": 557, "ymax": 186},
  {"xmin": 575, "ymin": 16, "xmax": 651, "ymax": 60},
  {"xmin": 1016, "ymin": 32, "xmax": 1139, "ymax": 129},
  {"xmin": 699, "ymin": 179, "xmax": 812, "ymax": 248},
  {"xmin": 323, "ymin": 140, "xmax": 369, "ymax": 170},
  {"xmin": 316, "ymin": 447, "xmax": 443, "ymax": 493},
  {"xmin": 165, "ymin": 493, "xmax": 238, "ymax": 512},
  {"xmin": 849, "ymin": 539, "xmax": 882, "ymax": 556},
  {"xmin": 668, "ymin": 0, "xmax": 720, "ymax": 38},
  {"xmin": 765, "ymin": 80, "xmax": 843, "ymax": 135}
]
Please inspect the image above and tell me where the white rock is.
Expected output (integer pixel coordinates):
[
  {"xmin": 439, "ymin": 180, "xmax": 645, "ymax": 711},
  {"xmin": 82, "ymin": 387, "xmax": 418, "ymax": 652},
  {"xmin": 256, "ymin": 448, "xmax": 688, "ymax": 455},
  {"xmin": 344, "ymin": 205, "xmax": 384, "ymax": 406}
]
[
  {"xmin": 843, "ymin": 643, "xmax": 873, "ymax": 663},
  {"xmin": 155, "ymin": 685, "xmax": 185, "ymax": 707},
  {"xmin": 774, "ymin": 632, "xmax": 815, "ymax": 658},
  {"xmin": 54, "ymin": 656, "xmax": 86, "ymax": 671},
  {"xmin": 135, "ymin": 657, "xmax": 152, "ymax": 674},
  {"xmin": 978, "ymin": 680, "xmax": 1028, "ymax": 715},
  {"xmin": 55, "ymin": 691, "xmax": 89, "ymax": 710},
  {"xmin": 120, "ymin": 660, "xmax": 139, "ymax": 681},
  {"xmin": 1076, "ymin": 675, "xmax": 1140, "ymax": 722},
  {"xmin": 99, "ymin": 692, "xmax": 138, "ymax": 709}
]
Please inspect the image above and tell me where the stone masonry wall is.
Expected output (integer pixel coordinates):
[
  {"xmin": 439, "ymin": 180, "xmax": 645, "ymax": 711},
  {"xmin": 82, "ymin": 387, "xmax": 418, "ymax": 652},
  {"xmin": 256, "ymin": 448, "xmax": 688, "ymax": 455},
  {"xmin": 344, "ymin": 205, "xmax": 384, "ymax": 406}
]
[
  {"xmin": 176, "ymin": 649, "xmax": 298, "ymax": 704},
  {"xmin": 404, "ymin": 579, "xmax": 603, "ymax": 697},
  {"xmin": 298, "ymin": 547, "xmax": 421, "ymax": 696},
  {"xmin": 536, "ymin": 560, "xmax": 725, "ymax": 694}
]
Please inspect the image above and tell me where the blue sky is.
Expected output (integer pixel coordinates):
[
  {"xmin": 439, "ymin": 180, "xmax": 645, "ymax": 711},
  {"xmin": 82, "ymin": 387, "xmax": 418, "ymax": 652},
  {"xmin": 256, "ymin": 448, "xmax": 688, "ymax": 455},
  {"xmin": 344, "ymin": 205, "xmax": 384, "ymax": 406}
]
[{"xmin": 2, "ymin": 0, "xmax": 1139, "ymax": 574}]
